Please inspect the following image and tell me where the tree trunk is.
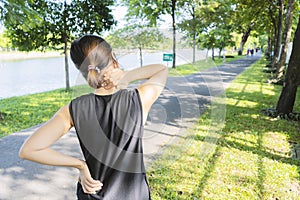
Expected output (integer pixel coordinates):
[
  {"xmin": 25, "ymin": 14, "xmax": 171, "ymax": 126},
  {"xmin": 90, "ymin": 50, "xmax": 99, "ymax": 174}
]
[
  {"xmin": 272, "ymin": 0, "xmax": 284, "ymax": 69},
  {"xmin": 218, "ymin": 48, "xmax": 222, "ymax": 58},
  {"xmin": 192, "ymin": 7, "xmax": 196, "ymax": 64},
  {"xmin": 192, "ymin": 30, "xmax": 196, "ymax": 64},
  {"xmin": 276, "ymin": 0, "xmax": 295, "ymax": 80},
  {"xmin": 63, "ymin": 0, "xmax": 70, "ymax": 91},
  {"xmin": 276, "ymin": 15, "xmax": 300, "ymax": 114},
  {"xmin": 206, "ymin": 49, "xmax": 209, "ymax": 60},
  {"xmin": 64, "ymin": 34, "xmax": 70, "ymax": 91},
  {"xmin": 212, "ymin": 47, "xmax": 215, "ymax": 61},
  {"xmin": 139, "ymin": 46, "xmax": 143, "ymax": 67},
  {"xmin": 268, "ymin": 3, "xmax": 277, "ymax": 61},
  {"xmin": 171, "ymin": 0, "xmax": 176, "ymax": 69},
  {"xmin": 238, "ymin": 25, "xmax": 251, "ymax": 55},
  {"xmin": 268, "ymin": 36, "xmax": 272, "ymax": 53}
]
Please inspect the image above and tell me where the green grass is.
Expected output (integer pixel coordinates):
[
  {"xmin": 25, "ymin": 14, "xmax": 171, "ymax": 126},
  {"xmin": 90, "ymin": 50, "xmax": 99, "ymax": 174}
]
[
  {"xmin": 147, "ymin": 58, "xmax": 300, "ymax": 199},
  {"xmin": 0, "ymin": 89, "xmax": 73, "ymax": 137},
  {"xmin": 169, "ymin": 55, "xmax": 245, "ymax": 76},
  {"xmin": 0, "ymin": 83, "xmax": 95, "ymax": 137}
]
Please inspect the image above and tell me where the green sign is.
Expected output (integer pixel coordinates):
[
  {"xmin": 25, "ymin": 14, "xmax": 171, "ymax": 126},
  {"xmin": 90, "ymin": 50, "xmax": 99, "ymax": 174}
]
[{"xmin": 163, "ymin": 53, "xmax": 173, "ymax": 61}]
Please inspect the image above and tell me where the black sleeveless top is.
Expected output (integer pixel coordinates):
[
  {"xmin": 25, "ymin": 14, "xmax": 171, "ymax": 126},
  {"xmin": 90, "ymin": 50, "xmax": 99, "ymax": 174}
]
[{"xmin": 69, "ymin": 89, "xmax": 151, "ymax": 200}]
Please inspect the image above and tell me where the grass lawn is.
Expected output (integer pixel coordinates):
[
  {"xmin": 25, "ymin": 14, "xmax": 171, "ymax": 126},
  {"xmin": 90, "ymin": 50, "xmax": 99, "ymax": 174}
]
[
  {"xmin": 147, "ymin": 58, "xmax": 300, "ymax": 199},
  {"xmin": 0, "ymin": 89, "xmax": 73, "ymax": 137},
  {"xmin": 168, "ymin": 55, "xmax": 245, "ymax": 76}
]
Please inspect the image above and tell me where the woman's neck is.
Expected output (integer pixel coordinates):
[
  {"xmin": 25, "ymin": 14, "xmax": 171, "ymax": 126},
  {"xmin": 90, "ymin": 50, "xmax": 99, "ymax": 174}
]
[{"xmin": 94, "ymin": 87, "xmax": 120, "ymax": 96}]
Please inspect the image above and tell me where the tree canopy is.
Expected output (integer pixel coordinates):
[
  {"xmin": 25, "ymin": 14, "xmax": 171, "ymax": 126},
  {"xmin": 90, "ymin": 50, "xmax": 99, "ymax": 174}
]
[{"xmin": 2, "ymin": 0, "xmax": 115, "ymax": 51}]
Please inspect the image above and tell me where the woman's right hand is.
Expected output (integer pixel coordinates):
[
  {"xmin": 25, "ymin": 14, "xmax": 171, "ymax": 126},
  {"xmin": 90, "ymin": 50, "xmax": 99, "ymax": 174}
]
[
  {"xmin": 79, "ymin": 161, "xmax": 103, "ymax": 194},
  {"xmin": 103, "ymin": 68, "xmax": 128, "ymax": 89}
]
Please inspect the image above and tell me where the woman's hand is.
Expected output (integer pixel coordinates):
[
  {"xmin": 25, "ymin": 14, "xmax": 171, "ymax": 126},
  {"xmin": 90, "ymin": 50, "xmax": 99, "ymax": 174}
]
[
  {"xmin": 103, "ymin": 68, "xmax": 128, "ymax": 89},
  {"xmin": 79, "ymin": 161, "xmax": 103, "ymax": 194}
]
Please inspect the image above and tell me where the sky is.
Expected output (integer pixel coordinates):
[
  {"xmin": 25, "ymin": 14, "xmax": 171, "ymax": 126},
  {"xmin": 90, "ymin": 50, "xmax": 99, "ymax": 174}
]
[{"xmin": 111, "ymin": 5, "xmax": 128, "ymax": 29}]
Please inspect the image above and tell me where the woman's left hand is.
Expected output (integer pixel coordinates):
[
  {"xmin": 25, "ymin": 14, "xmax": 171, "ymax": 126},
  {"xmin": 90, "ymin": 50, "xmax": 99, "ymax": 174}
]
[{"xmin": 79, "ymin": 161, "xmax": 103, "ymax": 194}]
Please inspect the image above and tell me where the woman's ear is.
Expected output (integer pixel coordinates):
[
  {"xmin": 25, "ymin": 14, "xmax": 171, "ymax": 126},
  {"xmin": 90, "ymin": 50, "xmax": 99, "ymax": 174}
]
[
  {"xmin": 111, "ymin": 52, "xmax": 119, "ymax": 69},
  {"xmin": 113, "ymin": 60, "xmax": 119, "ymax": 69}
]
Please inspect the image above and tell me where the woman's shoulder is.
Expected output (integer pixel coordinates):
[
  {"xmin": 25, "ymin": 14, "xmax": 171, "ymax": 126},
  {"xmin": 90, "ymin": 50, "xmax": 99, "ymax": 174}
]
[
  {"xmin": 70, "ymin": 93, "xmax": 94, "ymax": 106},
  {"xmin": 70, "ymin": 89, "xmax": 139, "ymax": 103},
  {"xmin": 116, "ymin": 88, "xmax": 140, "ymax": 98}
]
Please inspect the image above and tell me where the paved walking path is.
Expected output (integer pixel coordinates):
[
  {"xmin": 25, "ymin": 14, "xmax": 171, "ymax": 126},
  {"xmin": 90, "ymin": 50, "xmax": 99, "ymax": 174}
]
[{"xmin": 0, "ymin": 55, "xmax": 261, "ymax": 200}]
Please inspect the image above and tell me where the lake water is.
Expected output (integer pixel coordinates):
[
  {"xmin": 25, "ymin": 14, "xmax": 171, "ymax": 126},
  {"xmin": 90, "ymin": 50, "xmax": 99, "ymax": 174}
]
[{"xmin": 0, "ymin": 49, "xmax": 207, "ymax": 99}]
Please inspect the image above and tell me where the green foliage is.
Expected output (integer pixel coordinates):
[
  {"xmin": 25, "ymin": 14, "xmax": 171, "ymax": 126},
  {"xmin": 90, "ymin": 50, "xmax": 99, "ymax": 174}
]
[
  {"xmin": 123, "ymin": 0, "xmax": 178, "ymax": 67},
  {"xmin": 107, "ymin": 25, "xmax": 165, "ymax": 50},
  {"xmin": 177, "ymin": 0, "xmax": 205, "ymax": 48},
  {"xmin": 0, "ymin": 0, "xmax": 41, "ymax": 26},
  {"xmin": 148, "ymin": 58, "xmax": 300, "ymax": 199},
  {"xmin": 229, "ymin": 0, "xmax": 272, "ymax": 35},
  {"xmin": 1, "ymin": 0, "xmax": 115, "ymax": 51},
  {"xmin": 178, "ymin": 1, "xmax": 236, "ymax": 51},
  {"xmin": 68, "ymin": 0, "xmax": 115, "ymax": 36},
  {"xmin": 105, "ymin": 29, "xmax": 130, "ymax": 49},
  {"xmin": 0, "ymin": 32, "xmax": 11, "ymax": 49},
  {"xmin": 130, "ymin": 26, "xmax": 165, "ymax": 49},
  {"xmin": 106, "ymin": 24, "xmax": 167, "ymax": 66},
  {"xmin": 123, "ymin": 0, "xmax": 172, "ymax": 26}
]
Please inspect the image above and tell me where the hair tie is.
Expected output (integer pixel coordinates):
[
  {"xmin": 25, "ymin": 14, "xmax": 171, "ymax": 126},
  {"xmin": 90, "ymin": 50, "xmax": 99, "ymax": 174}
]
[{"xmin": 88, "ymin": 65, "xmax": 100, "ymax": 73}]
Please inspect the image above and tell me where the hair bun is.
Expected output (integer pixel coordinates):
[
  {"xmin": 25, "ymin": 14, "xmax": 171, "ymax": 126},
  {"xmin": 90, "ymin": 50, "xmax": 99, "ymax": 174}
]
[{"xmin": 88, "ymin": 65, "xmax": 100, "ymax": 73}]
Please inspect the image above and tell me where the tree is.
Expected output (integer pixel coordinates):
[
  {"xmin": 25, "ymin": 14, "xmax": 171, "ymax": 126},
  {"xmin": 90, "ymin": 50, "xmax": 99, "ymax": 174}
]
[
  {"xmin": 276, "ymin": 15, "xmax": 300, "ymax": 115},
  {"xmin": 271, "ymin": 0, "xmax": 284, "ymax": 69},
  {"xmin": 0, "ymin": 0, "xmax": 41, "ymax": 26},
  {"xmin": 228, "ymin": 0, "xmax": 271, "ymax": 55},
  {"xmin": 200, "ymin": 28, "xmax": 234, "ymax": 61},
  {"xmin": 200, "ymin": 31, "xmax": 217, "ymax": 60},
  {"xmin": 2, "ymin": 0, "xmax": 115, "ymax": 90},
  {"xmin": 105, "ymin": 29, "xmax": 130, "ymax": 50},
  {"xmin": 177, "ymin": 0, "xmax": 205, "ymax": 64},
  {"xmin": 107, "ymin": 24, "xmax": 165, "ymax": 67},
  {"xmin": 123, "ymin": 0, "xmax": 178, "ymax": 68},
  {"xmin": 194, "ymin": 1, "xmax": 234, "ymax": 60},
  {"xmin": 127, "ymin": 26, "xmax": 164, "ymax": 67},
  {"xmin": 276, "ymin": 0, "xmax": 295, "ymax": 80}
]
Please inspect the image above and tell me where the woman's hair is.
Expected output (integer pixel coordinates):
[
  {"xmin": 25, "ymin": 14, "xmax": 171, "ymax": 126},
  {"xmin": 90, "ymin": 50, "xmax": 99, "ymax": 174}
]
[{"xmin": 70, "ymin": 35, "xmax": 116, "ymax": 89}]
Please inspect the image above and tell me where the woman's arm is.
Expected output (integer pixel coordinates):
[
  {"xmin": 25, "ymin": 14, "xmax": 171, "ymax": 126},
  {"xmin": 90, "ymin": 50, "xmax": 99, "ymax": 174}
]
[
  {"xmin": 19, "ymin": 105, "xmax": 75, "ymax": 166},
  {"xmin": 122, "ymin": 64, "xmax": 168, "ymax": 84},
  {"xmin": 134, "ymin": 65, "xmax": 168, "ymax": 124},
  {"xmin": 106, "ymin": 64, "xmax": 168, "ymax": 124},
  {"xmin": 19, "ymin": 105, "xmax": 102, "ymax": 194}
]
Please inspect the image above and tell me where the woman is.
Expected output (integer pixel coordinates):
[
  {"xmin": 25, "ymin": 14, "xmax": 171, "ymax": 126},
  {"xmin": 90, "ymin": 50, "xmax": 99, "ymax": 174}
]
[{"xmin": 19, "ymin": 35, "xmax": 168, "ymax": 199}]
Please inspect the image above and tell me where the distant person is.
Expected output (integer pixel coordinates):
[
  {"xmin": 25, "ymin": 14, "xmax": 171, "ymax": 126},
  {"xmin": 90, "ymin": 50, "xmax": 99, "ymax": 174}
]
[
  {"xmin": 19, "ymin": 35, "xmax": 168, "ymax": 199},
  {"xmin": 251, "ymin": 49, "xmax": 254, "ymax": 56}
]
